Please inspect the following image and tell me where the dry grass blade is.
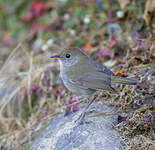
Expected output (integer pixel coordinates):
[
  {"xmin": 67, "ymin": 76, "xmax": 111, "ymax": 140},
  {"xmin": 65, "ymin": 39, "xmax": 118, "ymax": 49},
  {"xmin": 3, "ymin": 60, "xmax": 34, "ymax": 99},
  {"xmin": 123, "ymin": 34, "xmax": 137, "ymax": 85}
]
[
  {"xmin": 0, "ymin": 42, "xmax": 63, "ymax": 149},
  {"xmin": 0, "ymin": 44, "xmax": 30, "ymax": 133}
]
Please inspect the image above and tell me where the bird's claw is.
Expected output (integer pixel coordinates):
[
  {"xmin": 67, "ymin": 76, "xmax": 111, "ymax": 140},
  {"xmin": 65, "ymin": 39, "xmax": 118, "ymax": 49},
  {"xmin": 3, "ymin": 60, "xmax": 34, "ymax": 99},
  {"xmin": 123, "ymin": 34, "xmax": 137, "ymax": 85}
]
[{"xmin": 75, "ymin": 112, "xmax": 86, "ymax": 124}]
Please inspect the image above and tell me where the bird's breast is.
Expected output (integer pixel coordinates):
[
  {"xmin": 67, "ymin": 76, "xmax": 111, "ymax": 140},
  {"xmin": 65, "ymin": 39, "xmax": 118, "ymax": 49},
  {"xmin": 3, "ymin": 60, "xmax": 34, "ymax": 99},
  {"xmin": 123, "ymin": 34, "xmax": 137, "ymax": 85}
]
[
  {"xmin": 60, "ymin": 72, "xmax": 77, "ymax": 92},
  {"xmin": 60, "ymin": 72, "xmax": 94, "ymax": 98}
]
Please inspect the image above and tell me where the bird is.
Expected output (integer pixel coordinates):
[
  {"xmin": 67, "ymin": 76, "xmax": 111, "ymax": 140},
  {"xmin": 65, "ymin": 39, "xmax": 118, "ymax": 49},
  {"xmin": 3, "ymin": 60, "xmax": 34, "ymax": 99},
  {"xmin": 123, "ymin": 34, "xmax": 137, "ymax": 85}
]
[{"xmin": 50, "ymin": 48, "xmax": 139, "ymax": 122}]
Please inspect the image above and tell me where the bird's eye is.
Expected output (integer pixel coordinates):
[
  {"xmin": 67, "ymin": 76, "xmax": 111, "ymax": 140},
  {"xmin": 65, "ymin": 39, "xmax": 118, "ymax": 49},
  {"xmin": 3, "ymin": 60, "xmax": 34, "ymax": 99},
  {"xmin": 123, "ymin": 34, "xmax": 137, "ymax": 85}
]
[{"xmin": 66, "ymin": 53, "xmax": 71, "ymax": 58}]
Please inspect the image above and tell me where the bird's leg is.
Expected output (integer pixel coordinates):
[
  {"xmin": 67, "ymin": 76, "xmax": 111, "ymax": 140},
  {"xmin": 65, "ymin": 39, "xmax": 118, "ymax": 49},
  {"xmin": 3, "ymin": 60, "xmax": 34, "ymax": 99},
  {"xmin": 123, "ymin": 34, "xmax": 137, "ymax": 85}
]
[{"xmin": 76, "ymin": 96, "xmax": 96, "ymax": 124}]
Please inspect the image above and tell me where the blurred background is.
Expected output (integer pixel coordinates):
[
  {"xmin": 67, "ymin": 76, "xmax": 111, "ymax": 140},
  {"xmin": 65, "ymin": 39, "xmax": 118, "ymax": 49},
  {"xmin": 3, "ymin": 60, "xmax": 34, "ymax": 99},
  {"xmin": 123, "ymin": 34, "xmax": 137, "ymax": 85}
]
[{"xmin": 0, "ymin": 0, "xmax": 154, "ymax": 149}]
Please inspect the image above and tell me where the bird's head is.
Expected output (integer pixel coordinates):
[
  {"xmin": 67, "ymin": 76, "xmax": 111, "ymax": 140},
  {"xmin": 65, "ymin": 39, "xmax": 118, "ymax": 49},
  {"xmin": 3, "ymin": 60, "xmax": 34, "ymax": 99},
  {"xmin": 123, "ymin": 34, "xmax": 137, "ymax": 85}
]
[{"xmin": 50, "ymin": 48, "xmax": 88, "ymax": 69}]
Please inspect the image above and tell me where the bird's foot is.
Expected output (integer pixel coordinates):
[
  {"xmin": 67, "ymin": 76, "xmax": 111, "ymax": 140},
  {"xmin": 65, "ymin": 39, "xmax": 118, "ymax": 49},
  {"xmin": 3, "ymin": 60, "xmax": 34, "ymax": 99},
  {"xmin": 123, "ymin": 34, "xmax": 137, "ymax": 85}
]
[
  {"xmin": 75, "ymin": 110, "xmax": 93, "ymax": 125},
  {"xmin": 75, "ymin": 96, "xmax": 95, "ymax": 125},
  {"xmin": 75, "ymin": 111, "xmax": 86, "ymax": 124}
]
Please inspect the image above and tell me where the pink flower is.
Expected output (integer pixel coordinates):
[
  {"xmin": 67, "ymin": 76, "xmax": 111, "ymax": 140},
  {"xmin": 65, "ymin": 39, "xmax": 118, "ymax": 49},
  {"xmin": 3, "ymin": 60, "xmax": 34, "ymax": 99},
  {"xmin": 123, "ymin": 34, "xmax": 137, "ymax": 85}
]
[
  {"xmin": 30, "ymin": 84, "xmax": 37, "ymax": 95},
  {"xmin": 2, "ymin": 33, "xmax": 15, "ymax": 46},
  {"xmin": 65, "ymin": 96, "xmax": 80, "ymax": 115},
  {"xmin": 68, "ymin": 97, "xmax": 79, "ymax": 113},
  {"xmin": 29, "ymin": 84, "xmax": 45, "ymax": 98},
  {"xmin": 23, "ymin": 1, "xmax": 44, "ymax": 21},
  {"xmin": 97, "ymin": 49, "xmax": 114, "ymax": 58}
]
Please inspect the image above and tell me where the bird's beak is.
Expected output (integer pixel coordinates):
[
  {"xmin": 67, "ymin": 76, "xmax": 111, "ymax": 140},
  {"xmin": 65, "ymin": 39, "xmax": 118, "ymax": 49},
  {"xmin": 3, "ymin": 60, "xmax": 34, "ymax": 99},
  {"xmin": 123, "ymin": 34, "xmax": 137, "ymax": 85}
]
[{"xmin": 50, "ymin": 55, "xmax": 63, "ymax": 59}]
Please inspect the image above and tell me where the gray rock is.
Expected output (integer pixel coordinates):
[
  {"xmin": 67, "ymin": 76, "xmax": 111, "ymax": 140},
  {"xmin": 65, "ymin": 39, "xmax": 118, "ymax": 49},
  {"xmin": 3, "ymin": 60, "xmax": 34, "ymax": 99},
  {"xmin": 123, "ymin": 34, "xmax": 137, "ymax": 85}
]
[{"xmin": 30, "ymin": 102, "xmax": 122, "ymax": 150}]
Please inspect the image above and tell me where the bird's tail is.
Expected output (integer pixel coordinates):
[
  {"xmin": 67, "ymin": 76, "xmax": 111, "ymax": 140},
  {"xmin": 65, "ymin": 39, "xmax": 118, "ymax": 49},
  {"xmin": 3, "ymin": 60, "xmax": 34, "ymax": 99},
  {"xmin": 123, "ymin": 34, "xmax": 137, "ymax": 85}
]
[{"xmin": 111, "ymin": 76, "xmax": 139, "ymax": 85}]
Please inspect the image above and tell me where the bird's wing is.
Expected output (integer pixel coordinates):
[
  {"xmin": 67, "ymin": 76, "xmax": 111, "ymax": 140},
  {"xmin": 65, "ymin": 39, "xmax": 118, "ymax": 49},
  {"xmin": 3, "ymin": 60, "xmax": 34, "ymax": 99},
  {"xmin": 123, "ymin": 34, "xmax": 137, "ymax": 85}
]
[
  {"xmin": 69, "ymin": 73, "xmax": 114, "ymax": 92},
  {"xmin": 91, "ymin": 59, "xmax": 116, "ymax": 76}
]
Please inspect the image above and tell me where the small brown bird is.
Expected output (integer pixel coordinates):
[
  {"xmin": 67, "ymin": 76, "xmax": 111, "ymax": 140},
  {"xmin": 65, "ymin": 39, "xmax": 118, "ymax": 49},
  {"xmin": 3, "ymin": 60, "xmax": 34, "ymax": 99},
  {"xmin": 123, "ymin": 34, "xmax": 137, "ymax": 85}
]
[{"xmin": 51, "ymin": 48, "xmax": 138, "ymax": 122}]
